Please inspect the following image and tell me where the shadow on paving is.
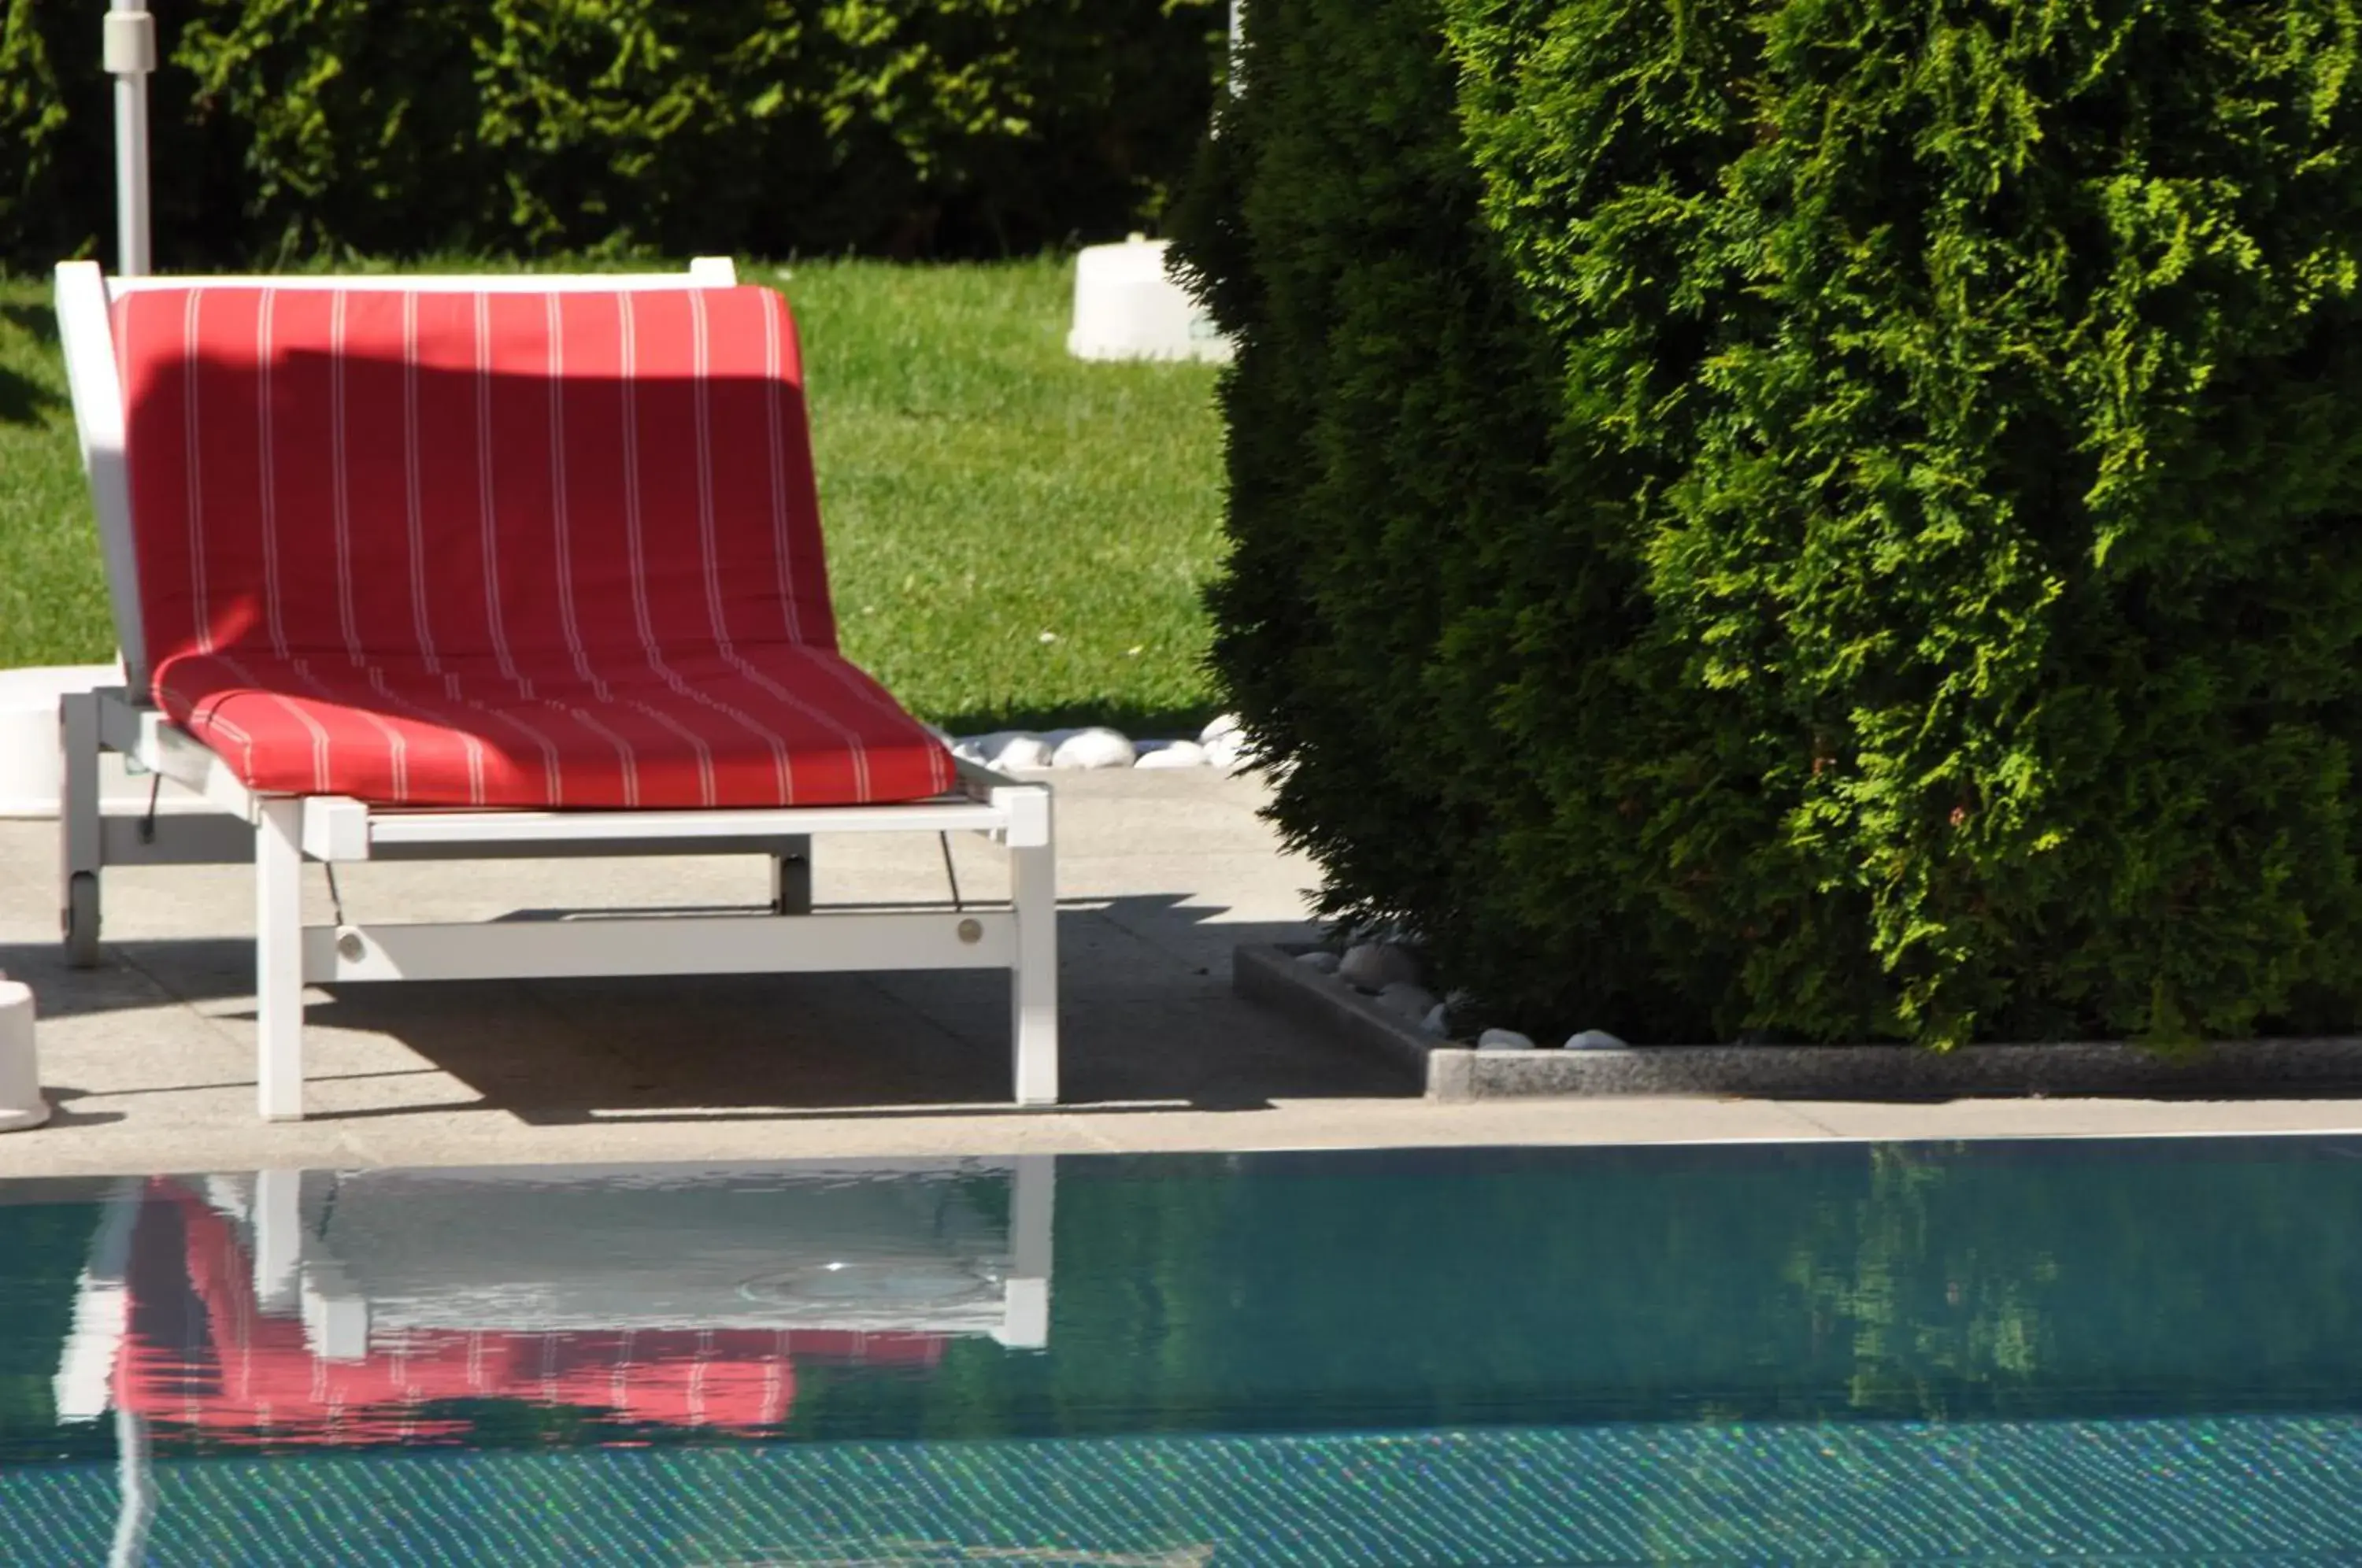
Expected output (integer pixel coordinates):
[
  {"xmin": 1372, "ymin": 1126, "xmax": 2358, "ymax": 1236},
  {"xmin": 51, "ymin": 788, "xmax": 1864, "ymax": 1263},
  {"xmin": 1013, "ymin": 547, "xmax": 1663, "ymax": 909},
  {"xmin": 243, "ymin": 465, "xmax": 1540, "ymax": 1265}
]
[{"xmin": 0, "ymin": 897, "xmax": 1416, "ymax": 1122}]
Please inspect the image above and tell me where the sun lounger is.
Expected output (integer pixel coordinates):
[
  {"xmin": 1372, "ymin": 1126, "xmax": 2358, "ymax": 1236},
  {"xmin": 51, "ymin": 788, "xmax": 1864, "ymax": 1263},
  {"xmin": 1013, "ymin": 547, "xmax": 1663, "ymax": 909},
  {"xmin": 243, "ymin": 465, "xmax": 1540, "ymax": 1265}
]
[{"xmin": 52, "ymin": 258, "xmax": 1057, "ymax": 1119}]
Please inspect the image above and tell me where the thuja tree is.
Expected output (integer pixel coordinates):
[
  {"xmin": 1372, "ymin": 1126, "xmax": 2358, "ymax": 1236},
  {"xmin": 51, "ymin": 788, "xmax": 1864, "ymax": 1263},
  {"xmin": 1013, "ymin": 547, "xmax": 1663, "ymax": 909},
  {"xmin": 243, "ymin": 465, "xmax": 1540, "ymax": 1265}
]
[
  {"xmin": 0, "ymin": 0, "xmax": 1225, "ymax": 269},
  {"xmin": 1172, "ymin": 0, "xmax": 2362, "ymax": 1045}
]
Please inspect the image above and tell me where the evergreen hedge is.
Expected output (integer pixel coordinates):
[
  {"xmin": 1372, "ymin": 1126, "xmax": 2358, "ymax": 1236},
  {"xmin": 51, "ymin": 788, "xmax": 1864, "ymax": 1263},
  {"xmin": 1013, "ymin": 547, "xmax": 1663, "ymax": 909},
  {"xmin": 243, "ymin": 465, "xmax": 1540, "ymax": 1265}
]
[
  {"xmin": 0, "ymin": 0, "xmax": 1222, "ymax": 271},
  {"xmin": 1172, "ymin": 0, "xmax": 2362, "ymax": 1046}
]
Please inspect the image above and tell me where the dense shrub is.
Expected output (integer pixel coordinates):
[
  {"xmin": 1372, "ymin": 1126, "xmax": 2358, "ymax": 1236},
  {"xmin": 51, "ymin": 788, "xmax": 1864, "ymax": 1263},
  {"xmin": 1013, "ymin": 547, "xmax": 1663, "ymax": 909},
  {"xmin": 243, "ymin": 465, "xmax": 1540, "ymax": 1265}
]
[
  {"xmin": 1172, "ymin": 0, "xmax": 2362, "ymax": 1045},
  {"xmin": 1, "ymin": 0, "xmax": 1222, "ymax": 271}
]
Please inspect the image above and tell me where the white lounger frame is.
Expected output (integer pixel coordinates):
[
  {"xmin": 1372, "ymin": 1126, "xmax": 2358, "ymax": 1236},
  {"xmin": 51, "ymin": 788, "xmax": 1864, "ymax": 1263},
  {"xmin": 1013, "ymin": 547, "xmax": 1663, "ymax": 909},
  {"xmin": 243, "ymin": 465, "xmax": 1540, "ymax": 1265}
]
[{"xmin": 53, "ymin": 257, "xmax": 1058, "ymax": 1119}]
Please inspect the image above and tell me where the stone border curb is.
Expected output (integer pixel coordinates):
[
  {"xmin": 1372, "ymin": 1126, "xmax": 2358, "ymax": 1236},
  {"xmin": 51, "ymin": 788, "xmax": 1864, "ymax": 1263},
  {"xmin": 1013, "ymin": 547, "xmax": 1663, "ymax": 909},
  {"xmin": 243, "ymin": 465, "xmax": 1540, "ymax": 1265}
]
[
  {"xmin": 1232, "ymin": 941, "xmax": 1448, "ymax": 1093},
  {"xmin": 1234, "ymin": 942, "xmax": 2362, "ymax": 1102}
]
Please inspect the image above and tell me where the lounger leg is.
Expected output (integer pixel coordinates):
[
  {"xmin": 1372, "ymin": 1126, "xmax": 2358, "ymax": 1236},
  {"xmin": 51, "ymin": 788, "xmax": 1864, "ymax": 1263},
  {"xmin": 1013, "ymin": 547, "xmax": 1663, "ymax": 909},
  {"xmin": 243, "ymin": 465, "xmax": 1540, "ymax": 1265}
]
[
  {"xmin": 59, "ymin": 691, "xmax": 102, "ymax": 967},
  {"xmin": 251, "ymin": 1168, "xmax": 303, "ymax": 1313},
  {"xmin": 254, "ymin": 798, "xmax": 306, "ymax": 1121},
  {"xmin": 301, "ymin": 1252, "xmax": 371, "ymax": 1362},
  {"xmin": 770, "ymin": 836, "xmax": 813, "ymax": 915},
  {"xmin": 994, "ymin": 1155, "xmax": 1055, "ymax": 1348},
  {"xmin": 1009, "ymin": 834, "xmax": 1059, "ymax": 1107}
]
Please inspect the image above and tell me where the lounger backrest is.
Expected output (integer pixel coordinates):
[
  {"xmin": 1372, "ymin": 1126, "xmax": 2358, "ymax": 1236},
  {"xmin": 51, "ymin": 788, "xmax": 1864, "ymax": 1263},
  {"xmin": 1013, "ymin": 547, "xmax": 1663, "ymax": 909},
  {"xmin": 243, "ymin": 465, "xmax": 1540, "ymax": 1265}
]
[{"xmin": 109, "ymin": 286, "xmax": 841, "ymax": 677}]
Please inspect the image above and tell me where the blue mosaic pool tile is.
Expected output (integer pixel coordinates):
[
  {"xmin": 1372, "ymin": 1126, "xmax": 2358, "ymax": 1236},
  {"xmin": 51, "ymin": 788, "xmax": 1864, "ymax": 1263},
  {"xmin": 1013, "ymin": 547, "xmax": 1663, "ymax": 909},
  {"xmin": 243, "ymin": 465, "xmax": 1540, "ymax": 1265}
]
[{"xmin": 11, "ymin": 1413, "xmax": 2362, "ymax": 1565}]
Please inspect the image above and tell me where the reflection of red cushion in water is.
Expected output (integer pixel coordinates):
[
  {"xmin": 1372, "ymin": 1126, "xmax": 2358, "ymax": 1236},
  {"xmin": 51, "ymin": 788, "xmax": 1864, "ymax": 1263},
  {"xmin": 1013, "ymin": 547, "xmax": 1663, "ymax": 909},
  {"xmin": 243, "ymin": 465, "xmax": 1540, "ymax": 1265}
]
[{"xmin": 117, "ymin": 1182, "xmax": 943, "ymax": 1444}]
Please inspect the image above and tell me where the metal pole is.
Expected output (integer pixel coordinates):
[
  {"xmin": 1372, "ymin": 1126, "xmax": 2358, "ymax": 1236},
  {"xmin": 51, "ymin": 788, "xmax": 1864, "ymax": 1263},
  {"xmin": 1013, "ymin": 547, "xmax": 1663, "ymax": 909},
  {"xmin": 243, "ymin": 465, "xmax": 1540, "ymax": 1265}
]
[{"xmin": 104, "ymin": 0, "xmax": 157, "ymax": 277}]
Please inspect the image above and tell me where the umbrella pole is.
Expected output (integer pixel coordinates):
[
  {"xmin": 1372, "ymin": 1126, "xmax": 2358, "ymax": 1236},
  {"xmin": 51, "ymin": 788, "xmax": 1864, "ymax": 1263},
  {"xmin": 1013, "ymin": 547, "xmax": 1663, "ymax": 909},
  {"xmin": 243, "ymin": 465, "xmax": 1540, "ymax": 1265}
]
[{"xmin": 103, "ymin": 0, "xmax": 156, "ymax": 277}]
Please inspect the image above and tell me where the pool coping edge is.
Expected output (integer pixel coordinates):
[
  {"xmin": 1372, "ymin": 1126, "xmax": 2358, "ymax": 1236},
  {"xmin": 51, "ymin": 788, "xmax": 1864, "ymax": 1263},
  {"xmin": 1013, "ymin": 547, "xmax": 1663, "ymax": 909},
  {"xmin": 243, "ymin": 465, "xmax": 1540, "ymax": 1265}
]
[{"xmin": 1231, "ymin": 942, "xmax": 2362, "ymax": 1102}]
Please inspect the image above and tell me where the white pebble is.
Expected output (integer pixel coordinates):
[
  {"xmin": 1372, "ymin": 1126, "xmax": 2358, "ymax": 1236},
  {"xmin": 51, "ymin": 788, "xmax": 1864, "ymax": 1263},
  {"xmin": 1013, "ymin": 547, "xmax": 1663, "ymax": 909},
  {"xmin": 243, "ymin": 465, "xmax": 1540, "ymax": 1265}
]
[
  {"xmin": 989, "ymin": 734, "xmax": 1056, "ymax": 771},
  {"xmin": 1376, "ymin": 982, "xmax": 1440, "ymax": 1020},
  {"xmin": 1198, "ymin": 712, "xmax": 1243, "ymax": 746},
  {"xmin": 1051, "ymin": 727, "xmax": 1136, "ymax": 770},
  {"xmin": 1205, "ymin": 734, "xmax": 1257, "ymax": 773},
  {"xmin": 1338, "ymin": 942, "xmax": 1420, "ymax": 993},
  {"xmin": 1477, "ymin": 1028, "xmax": 1536, "ymax": 1052},
  {"xmin": 1294, "ymin": 949, "xmax": 1341, "ymax": 974},
  {"xmin": 1134, "ymin": 740, "xmax": 1208, "ymax": 769},
  {"xmin": 961, "ymin": 729, "xmax": 1016, "ymax": 757},
  {"xmin": 1563, "ymin": 1029, "xmax": 1628, "ymax": 1051},
  {"xmin": 1038, "ymin": 631, "xmax": 1059, "ymax": 644},
  {"xmin": 1420, "ymin": 1003, "xmax": 1451, "ymax": 1037}
]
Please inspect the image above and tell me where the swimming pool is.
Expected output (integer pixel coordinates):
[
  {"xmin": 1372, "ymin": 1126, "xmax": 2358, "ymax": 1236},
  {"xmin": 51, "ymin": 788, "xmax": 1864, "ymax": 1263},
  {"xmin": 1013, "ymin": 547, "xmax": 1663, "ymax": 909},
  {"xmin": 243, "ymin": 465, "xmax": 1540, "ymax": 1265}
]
[{"xmin": 3, "ymin": 1137, "xmax": 2360, "ymax": 1562}]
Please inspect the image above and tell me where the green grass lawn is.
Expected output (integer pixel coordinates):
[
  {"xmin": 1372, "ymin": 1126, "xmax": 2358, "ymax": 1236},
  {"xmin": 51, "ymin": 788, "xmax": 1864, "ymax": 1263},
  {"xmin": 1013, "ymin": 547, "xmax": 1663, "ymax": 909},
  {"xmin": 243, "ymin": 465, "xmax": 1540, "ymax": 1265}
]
[
  {"xmin": 0, "ymin": 257, "xmax": 1227, "ymax": 735},
  {"xmin": 0, "ymin": 292, "xmax": 109, "ymax": 678}
]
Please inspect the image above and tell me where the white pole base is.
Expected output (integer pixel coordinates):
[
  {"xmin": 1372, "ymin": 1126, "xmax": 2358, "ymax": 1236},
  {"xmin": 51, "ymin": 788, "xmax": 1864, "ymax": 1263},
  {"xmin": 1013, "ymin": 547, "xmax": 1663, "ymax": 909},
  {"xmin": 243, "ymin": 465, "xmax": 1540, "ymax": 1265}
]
[
  {"xmin": 0, "ymin": 980, "xmax": 50, "ymax": 1132},
  {"xmin": 0, "ymin": 664, "xmax": 126, "ymax": 818},
  {"xmin": 1068, "ymin": 237, "xmax": 1233, "ymax": 363}
]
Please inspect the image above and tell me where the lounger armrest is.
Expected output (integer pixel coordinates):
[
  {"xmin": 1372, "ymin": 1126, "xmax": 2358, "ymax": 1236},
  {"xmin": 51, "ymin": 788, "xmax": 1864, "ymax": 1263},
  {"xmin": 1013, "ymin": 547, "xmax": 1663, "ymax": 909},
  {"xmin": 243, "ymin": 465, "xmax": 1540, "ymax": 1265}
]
[
  {"xmin": 91, "ymin": 688, "xmax": 267, "ymax": 822},
  {"xmin": 54, "ymin": 261, "xmax": 149, "ymax": 688}
]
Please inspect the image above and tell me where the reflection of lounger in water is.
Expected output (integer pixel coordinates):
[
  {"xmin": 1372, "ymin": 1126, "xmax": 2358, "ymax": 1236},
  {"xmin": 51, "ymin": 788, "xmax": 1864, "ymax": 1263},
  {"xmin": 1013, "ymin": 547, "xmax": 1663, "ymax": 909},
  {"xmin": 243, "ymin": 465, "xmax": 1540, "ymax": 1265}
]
[
  {"xmin": 57, "ymin": 1159, "xmax": 1053, "ymax": 1447},
  {"xmin": 118, "ymin": 1178, "xmax": 949, "ymax": 1442}
]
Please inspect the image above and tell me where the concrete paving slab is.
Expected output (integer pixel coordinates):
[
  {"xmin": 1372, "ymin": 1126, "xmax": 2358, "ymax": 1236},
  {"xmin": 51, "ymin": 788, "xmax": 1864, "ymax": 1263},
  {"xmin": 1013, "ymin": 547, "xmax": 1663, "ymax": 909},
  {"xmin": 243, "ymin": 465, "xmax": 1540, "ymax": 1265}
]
[{"xmin": 5, "ymin": 767, "xmax": 2362, "ymax": 1178}]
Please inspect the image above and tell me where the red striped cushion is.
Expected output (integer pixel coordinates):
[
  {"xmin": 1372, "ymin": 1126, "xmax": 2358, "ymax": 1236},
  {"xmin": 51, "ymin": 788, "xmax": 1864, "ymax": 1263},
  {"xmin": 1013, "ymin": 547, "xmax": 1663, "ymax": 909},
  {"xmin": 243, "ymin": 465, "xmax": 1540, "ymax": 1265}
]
[
  {"xmin": 155, "ymin": 645, "xmax": 951, "ymax": 809},
  {"xmin": 113, "ymin": 285, "xmax": 953, "ymax": 808}
]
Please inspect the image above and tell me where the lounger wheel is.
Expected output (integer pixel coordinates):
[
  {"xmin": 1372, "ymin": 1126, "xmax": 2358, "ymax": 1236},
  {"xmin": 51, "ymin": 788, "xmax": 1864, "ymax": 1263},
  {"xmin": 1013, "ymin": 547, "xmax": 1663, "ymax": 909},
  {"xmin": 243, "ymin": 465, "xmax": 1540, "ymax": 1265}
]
[{"xmin": 63, "ymin": 871, "xmax": 100, "ymax": 967}]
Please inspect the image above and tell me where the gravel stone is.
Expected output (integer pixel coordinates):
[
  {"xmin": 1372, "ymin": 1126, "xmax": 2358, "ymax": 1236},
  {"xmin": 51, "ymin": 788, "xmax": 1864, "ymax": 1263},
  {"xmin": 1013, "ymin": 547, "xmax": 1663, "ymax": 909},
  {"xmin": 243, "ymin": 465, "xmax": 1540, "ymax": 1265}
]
[{"xmin": 1338, "ymin": 942, "xmax": 1420, "ymax": 993}]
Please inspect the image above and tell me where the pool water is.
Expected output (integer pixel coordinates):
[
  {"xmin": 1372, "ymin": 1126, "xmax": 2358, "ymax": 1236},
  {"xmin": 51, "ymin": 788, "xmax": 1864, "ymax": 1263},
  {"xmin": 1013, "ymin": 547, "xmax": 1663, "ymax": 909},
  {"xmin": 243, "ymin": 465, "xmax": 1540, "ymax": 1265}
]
[{"xmin": 2, "ymin": 1138, "xmax": 2361, "ymax": 1563}]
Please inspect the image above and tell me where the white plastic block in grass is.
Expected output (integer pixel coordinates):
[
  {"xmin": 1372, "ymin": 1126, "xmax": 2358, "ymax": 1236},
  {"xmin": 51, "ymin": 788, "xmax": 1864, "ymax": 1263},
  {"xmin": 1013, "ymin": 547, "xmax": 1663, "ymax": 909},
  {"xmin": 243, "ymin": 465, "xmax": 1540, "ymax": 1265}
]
[{"xmin": 1068, "ymin": 237, "xmax": 1234, "ymax": 363}]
